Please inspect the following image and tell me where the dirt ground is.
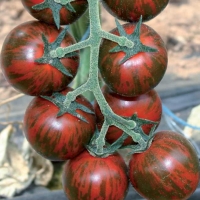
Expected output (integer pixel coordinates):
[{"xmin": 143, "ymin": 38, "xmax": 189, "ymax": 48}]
[{"xmin": 0, "ymin": 0, "xmax": 200, "ymax": 99}]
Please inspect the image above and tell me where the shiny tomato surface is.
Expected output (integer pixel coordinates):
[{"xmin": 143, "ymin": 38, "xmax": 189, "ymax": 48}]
[
  {"xmin": 62, "ymin": 150, "xmax": 129, "ymax": 200},
  {"xmin": 102, "ymin": 0, "xmax": 169, "ymax": 22},
  {"xmin": 23, "ymin": 87, "xmax": 96, "ymax": 161},
  {"xmin": 129, "ymin": 131, "xmax": 200, "ymax": 200},
  {"xmin": 99, "ymin": 23, "xmax": 167, "ymax": 97},
  {"xmin": 1, "ymin": 21, "xmax": 79, "ymax": 96}
]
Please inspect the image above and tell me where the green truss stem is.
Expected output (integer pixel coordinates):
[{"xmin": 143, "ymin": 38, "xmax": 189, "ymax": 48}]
[{"xmin": 50, "ymin": 0, "xmax": 152, "ymax": 156}]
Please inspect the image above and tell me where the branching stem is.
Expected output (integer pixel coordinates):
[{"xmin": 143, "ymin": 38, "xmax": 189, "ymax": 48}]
[{"xmin": 49, "ymin": 0, "xmax": 154, "ymax": 156}]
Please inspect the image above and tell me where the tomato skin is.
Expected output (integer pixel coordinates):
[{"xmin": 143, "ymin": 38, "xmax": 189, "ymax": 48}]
[
  {"xmin": 101, "ymin": 0, "xmax": 169, "ymax": 22},
  {"xmin": 21, "ymin": 0, "xmax": 88, "ymax": 26},
  {"xmin": 94, "ymin": 86, "xmax": 162, "ymax": 145},
  {"xmin": 62, "ymin": 150, "xmax": 129, "ymax": 200},
  {"xmin": 23, "ymin": 87, "xmax": 96, "ymax": 161},
  {"xmin": 129, "ymin": 131, "xmax": 200, "ymax": 200},
  {"xmin": 99, "ymin": 23, "xmax": 168, "ymax": 97},
  {"xmin": 0, "ymin": 21, "xmax": 79, "ymax": 96}
]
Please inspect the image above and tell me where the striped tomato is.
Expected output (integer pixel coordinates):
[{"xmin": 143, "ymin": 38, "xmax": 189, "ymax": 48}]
[
  {"xmin": 101, "ymin": 0, "xmax": 169, "ymax": 22},
  {"xmin": 0, "ymin": 21, "xmax": 79, "ymax": 96},
  {"xmin": 23, "ymin": 87, "xmax": 96, "ymax": 161},
  {"xmin": 129, "ymin": 131, "xmax": 200, "ymax": 200},
  {"xmin": 99, "ymin": 22, "xmax": 167, "ymax": 97},
  {"xmin": 62, "ymin": 150, "xmax": 129, "ymax": 200},
  {"xmin": 21, "ymin": 0, "xmax": 88, "ymax": 26},
  {"xmin": 94, "ymin": 85, "xmax": 162, "ymax": 145}
]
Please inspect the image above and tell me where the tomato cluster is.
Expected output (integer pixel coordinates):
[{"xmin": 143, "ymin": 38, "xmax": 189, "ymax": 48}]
[{"xmin": 0, "ymin": 0, "xmax": 199, "ymax": 200}]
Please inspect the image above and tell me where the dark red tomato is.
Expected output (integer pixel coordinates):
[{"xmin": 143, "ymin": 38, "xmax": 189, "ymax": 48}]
[
  {"xmin": 129, "ymin": 131, "xmax": 200, "ymax": 200},
  {"xmin": 0, "ymin": 21, "xmax": 79, "ymax": 96},
  {"xmin": 23, "ymin": 87, "xmax": 96, "ymax": 161},
  {"xmin": 62, "ymin": 150, "xmax": 129, "ymax": 200},
  {"xmin": 101, "ymin": 0, "xmax": 169, "ymax": 22},
  {"xmin": 94, "ymin": 85, "xmax": 162, "ymax": 145},
  {"xmin": 99, "ymin": 23, "xmax": 168, "ymax": 97},
  {"xmin": 21, "ymin": 0, "xmax": 88, "ymax": 26}
]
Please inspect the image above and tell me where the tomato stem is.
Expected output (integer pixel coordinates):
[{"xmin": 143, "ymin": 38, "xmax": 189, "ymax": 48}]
[
  {"xmin": 48, "ymin": 0, "xmax": 158, "ymax": 156},
  {"xmin": 99, "ymin": 30, "xmax": 134, "ymax": 47},
  {"xmin": 95, "ymin": 119, "xmax": 109, "ymax": 154}
]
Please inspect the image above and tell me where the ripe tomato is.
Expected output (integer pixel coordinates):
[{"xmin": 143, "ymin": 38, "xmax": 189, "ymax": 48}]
[
  {"xmin": 21, "ymin": 0, "xmax": 88, "ymax": 26},
  {"xmin": 129, "ymin": 131, "xmax": 200, "ymax": 200},
  {"xmin": 99, "ymin": 22, "xmax": 168, "ymax": 97},
  {"xmin": 101, "ymin": 0, "xmax": 169, "ymax": 22},
  {"xmin": 62, "ymin": 150, "xmax": 129, "ymax": 200},
  {"xmin": 23, "ymin": 87, "xmax": 96, "ymax": 161},
  {"xmin": 94, "ymin": 85, "xmax": 162, "ymax": 145},
  {"xmin": 0, "ymin": 21, "xmax": 79, "ymax": 96}
]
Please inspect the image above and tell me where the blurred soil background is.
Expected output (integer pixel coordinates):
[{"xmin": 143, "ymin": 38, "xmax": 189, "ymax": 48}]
[{"xmin": 0, "ymin": 0, "xmax": 200, "ymax": 196}]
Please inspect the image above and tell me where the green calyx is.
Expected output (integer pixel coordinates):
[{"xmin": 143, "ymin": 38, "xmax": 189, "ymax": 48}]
[
  {"xmin": 35, "ymin": 26, "xmax": 77, "ymax": 77},
  {"xmin": 110, "ymin": 16, "xmax": 157, "ymax": 64},
  {"xmin": 41, "ymin": 92, "xmax": 94, "ymax": 123},
  {"xmin": 33, "ymin": 0, "xmax": 76, "ymax": 29}
]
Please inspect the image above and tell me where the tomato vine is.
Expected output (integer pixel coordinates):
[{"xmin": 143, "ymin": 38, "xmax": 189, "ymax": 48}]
[{"xmin": 46, "ymin": 0, "xmax": 159, "ymax": 156}]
